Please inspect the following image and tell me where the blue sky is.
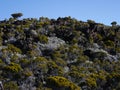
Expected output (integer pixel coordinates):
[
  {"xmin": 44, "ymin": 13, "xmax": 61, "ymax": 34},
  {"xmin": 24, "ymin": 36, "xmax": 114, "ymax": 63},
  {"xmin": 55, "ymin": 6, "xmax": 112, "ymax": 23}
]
[{"xmin": 0, "ymin": 0, "xmax": 120, "ymax": 25}]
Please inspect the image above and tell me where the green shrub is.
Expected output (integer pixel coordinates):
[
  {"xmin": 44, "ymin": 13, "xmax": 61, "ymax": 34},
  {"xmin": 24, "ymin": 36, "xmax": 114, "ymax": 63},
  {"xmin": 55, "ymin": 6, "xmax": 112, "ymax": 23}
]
[
  {"xmin": 38, "ymin": 34, "xmax": 48, "ymax": 44},
  {"xmin": 105, "ymin": 40, "xmax": 114, "ymax": 48},
  {"xmin": 35, "ymin": 56, "xmax": 48, "ymax": 62},
  {"xmin": 46, "ymin": 76, "xmax": 81, "ymax": 90},
  {"xmin": 7, "ymin": 44, "xmax": 22, "ymax": 53},
  {"xmin": 4, "ymin": 62, "xmax": 22, "ymax": 73},
  {"xmin": 33, "ymin": 57, "xmax": 48, "ymax": 73},
  {"xmin": 11, "ymin": 55, "xmax": 19, "ymax": 63},
  {"xmin": 0, "ymin": 59, "xmax": 5, "ymax": 69},
  {"xmin": 86, "ymin": 77, "xmax": 97, "ymax": 87},
  {"xmin": 96, "ymin": 33, "xmax": 103, "ymax": 41},
  {"xmin": 47, "ymin": 61, "xmax": 64, "ymax": 75},
  {"xmin": 19, "ymin": 59, "xmax": 30, "ymax": 68},
  {"xmin": 116, "ymin": 47, "xmax": 120, "ymax": 53},
  {"xmin": 23, "ymin": 68, "xmax": 33, "ymax": 77},
  {"xmin": 55, "ymin": 58, "xmax": 67, "ymax": 67},
  {"xmin": 4, "ymin": 81, "xmax": 19, "ymax": 90}
]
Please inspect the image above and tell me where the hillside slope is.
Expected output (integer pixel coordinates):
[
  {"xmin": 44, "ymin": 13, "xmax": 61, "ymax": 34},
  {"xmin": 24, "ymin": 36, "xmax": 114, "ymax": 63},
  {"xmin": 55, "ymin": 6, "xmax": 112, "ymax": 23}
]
[{"xmin": 0, "ymin": 14, "xmax": 120, "ymax": 90}]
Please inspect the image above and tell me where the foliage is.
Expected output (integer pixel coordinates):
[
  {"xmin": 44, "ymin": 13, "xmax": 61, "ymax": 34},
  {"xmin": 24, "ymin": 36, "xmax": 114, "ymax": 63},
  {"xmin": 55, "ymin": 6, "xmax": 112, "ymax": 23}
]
[
  {"xmin": 11, "ymin": 13, "xmax": 23, "ymax": 19},
  {"xmin": 46, "ymin": 76, "xmax": 81, "ymax": 90},
  {"xmin": 38, "ymin": 34, "xmax": 48, "ymax": 43},
  {"xmin": 86, "ymin": 77, "xmax": 97, "ymax": 87},
  {"xmin": 0, "ymin": 13, "xmax": 120, "ymax": 90},
  {"xmin": 4, "ymin": 81, "xmax": 19, "ymax": 90},
  {"xmin": 4, "ymin": 62, "xmax": 22, "ymax": 73},
  {"xmin": 7, "ymin": 44, "xmax": 22, "ymax": 53}
]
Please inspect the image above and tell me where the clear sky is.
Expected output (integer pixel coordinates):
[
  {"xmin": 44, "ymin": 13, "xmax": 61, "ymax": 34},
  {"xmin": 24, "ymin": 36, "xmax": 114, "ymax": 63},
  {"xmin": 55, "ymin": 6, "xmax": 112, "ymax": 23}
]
[{"xmin": 0, "ymin": 0, "xmax": 120, "ymax": 25}]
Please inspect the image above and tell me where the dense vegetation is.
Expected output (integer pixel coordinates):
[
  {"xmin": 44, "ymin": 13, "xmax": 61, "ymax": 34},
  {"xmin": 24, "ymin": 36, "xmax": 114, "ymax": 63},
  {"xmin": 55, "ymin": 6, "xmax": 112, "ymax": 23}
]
[{"xmin": 0, "ymin": 13, "xmax": 120, "ymax": 90}]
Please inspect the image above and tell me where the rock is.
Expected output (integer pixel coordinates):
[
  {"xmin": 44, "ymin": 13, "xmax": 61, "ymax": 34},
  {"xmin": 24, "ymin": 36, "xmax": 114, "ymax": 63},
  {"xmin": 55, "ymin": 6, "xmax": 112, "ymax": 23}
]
[
  {"xmin": 86, "ymin": 47, "xmax": 118, "ymax": 61},
  {"xmin": 64, "ymin": 66, "xmax": 69, "ymax": 73},
  {"xmin": 19, "ymin": 76, "xmax": 36, "ymax": 90},
  {"xmin": 8, "ymin": 37, "xmax": 17, "ymax": 43},
  {"xmin": 93, "ymin": 43, "xmax": 100, "ymax": 49},
  {"xmin": 38, "ymin": 37, "xmax": 65, "ymax": 50},
  {"xmin": 0, "ymin": 81, "xmax": 4, "ymax": 90},
  {"xmin": 19, "ymin": 84, "xmax": 36, "ymax": 90},
  {"xmin": 30, "ymin": 30, "xmax": 38, "ymax": 36}
]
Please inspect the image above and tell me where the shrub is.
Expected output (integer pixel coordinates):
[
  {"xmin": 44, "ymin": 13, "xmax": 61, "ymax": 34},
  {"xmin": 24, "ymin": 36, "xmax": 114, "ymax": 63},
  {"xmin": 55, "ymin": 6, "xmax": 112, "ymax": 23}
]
[
  {"xmin": 4, "ymin": 81, "xmax": 19, "ymax": 90},
  {"xmin": 23, "ymin": 68, "xmax": 33, "ymax": 77},
  {"xmin": 47, "ymin": 61, "xmax": 64, "ymax": 75},
  {"xmin": 11, "ymin": 13, "xmax": 23, "ymax": 19},
  {"xmin": 116, "ymin": 47, "xmax": 120, "ymax": 53},
  {"xmin": 86, "ymin": 77, "xmax": 97, "ymax": 88},
  {"xmin": 4, "ymin": 62, "xmax": 22, "ymax": 73},
  {"xmin": 105, "ymin": 40, "xmax": 114, "ymax": 48},
  {"xmin": 46, "ymin": 76, "xmax": 81, "ymax": 90},
  {"xmin": 7, "ymin": 44, "xmax": 22, "ymax": 53},
  {"xmin": 38, "ymin": 34, "xmax": 48, "ymax": 44},
  {"xmin": 55, "ymin": 58, "xmax": 67, "ymax": 67},
  {"xmin": 0, "ymin": 59, "xmax": 5, "ymax": 69},
  {"xmin": 19, "ymin": 59, "xmax": 30, "ymax": 68},
  {"xmin": 11, "ymin": 55, "xmax": 19, "ymax": 63}
]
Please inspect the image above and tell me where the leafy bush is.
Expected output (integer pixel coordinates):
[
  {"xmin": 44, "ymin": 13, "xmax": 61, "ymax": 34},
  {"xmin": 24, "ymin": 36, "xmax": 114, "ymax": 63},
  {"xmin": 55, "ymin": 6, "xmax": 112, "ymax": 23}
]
[
  {"xmin": 46, "ymin": 76, "xmax": 81, "ymax": 90},
  {"xmin": 105, "ymin": 40, "xmax": 114, "ymax": 48},
  {"xmin": 7, "ymin": 44, "xmax": 22, "ymax": 53},
  {"xmin": 4, "ymin": 62, "xmax": 22, "ymax": 73},
  {"xmin": 38, "ymin": 34, "xmax": 48, "ymax": 43},
  {"xmin": 86, "ymin": 77, "xmax": 97, "ymax": 88},
  {"xmin": 4, "ymin": 81, "xmax": 19, "ymax": 90}
]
